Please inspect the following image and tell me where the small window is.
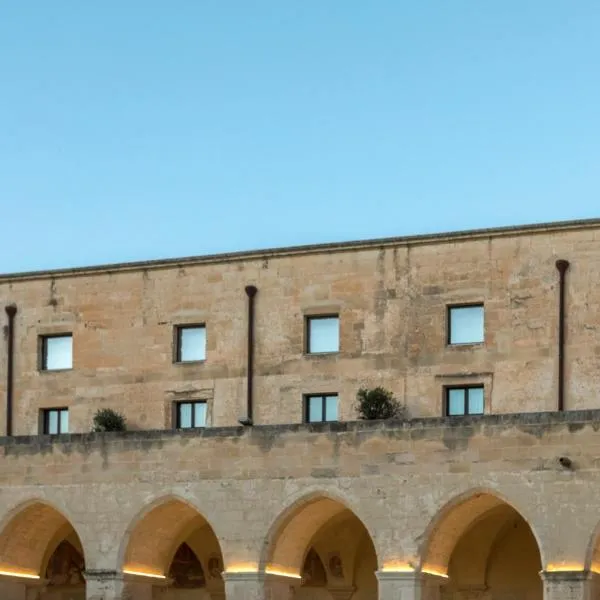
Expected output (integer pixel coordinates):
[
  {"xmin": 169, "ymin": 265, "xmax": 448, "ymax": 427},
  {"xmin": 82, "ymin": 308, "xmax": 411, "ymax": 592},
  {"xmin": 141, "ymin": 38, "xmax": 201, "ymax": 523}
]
[
  {"xmin": 175, "ymin": 325, "xmax": 206, "ymax": 362},
  {"xmin": 445, "ymin": 386, "xmax": 484, "ymax": 416},
  {"xmin": 40, "ymin": 335, "xmax": 73, "ymax": 370},
  {"xmin": 448, "ymin": 305, "xmax": 484, "ymax": 345},
  {"xmin": 305, "ymin": 394, "xmax": 338, "ymax": 423},
  {"xmin": 176, "ymin": 401, "xmax": 207, "ymax": 428},
  {"xmin": 306, "ymin": 316, "xmax": 339, "ymax": 354},
  {"xmin": 43, "ymin": 408, "xmax": 69, "ymax": 434}
]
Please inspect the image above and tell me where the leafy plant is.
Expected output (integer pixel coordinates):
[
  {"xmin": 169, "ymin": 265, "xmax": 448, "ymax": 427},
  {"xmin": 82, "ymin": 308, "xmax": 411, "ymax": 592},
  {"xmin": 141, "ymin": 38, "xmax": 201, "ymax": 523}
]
[
  {"xmin": 91, "ymin": 408, "xmax": 127, "ymax": 432},
  {"xmin": 356, "ymin": 387, "xmax": 407, "ymax": 420}
]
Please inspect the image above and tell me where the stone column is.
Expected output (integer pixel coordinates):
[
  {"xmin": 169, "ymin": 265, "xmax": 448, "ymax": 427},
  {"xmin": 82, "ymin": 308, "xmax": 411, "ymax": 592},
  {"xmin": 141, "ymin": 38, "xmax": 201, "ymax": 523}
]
[
  {"xmin": 0, "ymin": 580, "xmax": 27, "ymax": 600},
  {"xmin": 376, "ymin": 571, "xmax": 423, "ymax": 600},
  {"xmin": 376, "ymin": 571, "xmax": 444, "ymax": 600},
  {"xmin": 223, "ymin": 572, "xmax": 266, "ymax": 600},
  {"xmin": 541, "ymin": 571, "xmax": 593, "ymax": 600},
  {"xmin": 85, "ymin": 569, "xmax": 155, "ymax": 600},
  {"xmin": 327, "ymin": 586, "xmax": 356, "ymax": 600},
  {"xmin": 223, "ymin": 571, "xmax": 297, "ymax": 600}
]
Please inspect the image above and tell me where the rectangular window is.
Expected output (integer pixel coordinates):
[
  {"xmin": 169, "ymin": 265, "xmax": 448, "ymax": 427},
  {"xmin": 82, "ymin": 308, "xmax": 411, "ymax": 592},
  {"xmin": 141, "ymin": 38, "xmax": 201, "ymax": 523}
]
[
  {"xmin": 40, "ymin": 335, "xmax": 73, "ymax": 370},
  {"xmin": 176, "ymin": 401, "xmax": 207, "ymax": 428},
  {"xmin": 175, "ymin": 325, "xmax": 206, "ymax": 362},
  {"xmin": 448, "ymin": 305, "xmax": 484, "ymax": 345},
  {"xmin": 445, "ymin": 386, "xmax": 484, "ymax": 416},
  {"xmin": 43, "ymin": 408, "xmax": 69, "ymax": 434},
  {"xmin": 305, "ymin": 394, "xmax": 339, "ymax": 423},
  {"xmin": 306, "ymin": 316, "xmax": 339, "ymax": 354}
]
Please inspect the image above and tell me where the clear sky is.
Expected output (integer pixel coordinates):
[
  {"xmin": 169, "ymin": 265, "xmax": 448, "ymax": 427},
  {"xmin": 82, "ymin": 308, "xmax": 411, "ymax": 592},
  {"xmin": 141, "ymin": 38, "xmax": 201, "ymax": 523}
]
[{"xmin": 1, "ymin": 2, "xmax": 599, "ymax": 273}]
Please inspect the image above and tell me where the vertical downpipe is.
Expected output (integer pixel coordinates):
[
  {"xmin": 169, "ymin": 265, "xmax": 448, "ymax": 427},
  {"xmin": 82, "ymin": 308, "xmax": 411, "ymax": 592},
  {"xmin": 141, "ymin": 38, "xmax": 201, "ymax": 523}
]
[
  {"xmin": 555, "ymin": 260, "xmax": 570, "ymax": 412},
  {"xmin": 240, "ymin": 285, "xmax": 257, "ymax": 426},
  {"xmin": 5, "ymin": 305, "xmax": 17, "ymax": 436}
]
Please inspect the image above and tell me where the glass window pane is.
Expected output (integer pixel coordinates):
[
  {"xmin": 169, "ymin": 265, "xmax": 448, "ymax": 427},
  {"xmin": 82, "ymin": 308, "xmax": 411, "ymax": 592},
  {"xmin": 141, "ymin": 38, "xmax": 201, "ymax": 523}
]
[
  {"xmin": 449, "ymin": 306, "xmax": 484, "ymax": 344},
  {"xmin": 308, "ymin": 317, "xmax": 339, "ymax": 353},
  {"xmin": 194, "ymin": 402, "xmax": 207, "ymax": 427},
  {"xmin": 48, "ymin": 410, "xmax": 59, "ymax": 434},
  {"xmin": 308, "ymin": 397, "xmax": 323, "ymax": 422},
  {"xmin": 179, "ymin": 327, "xmax": 206, "ymax": 361},
  {"xmin": 179, "ymin": 403, "xmax": 193, "ymax": 428},
  {"xmin": 60, "ymin": 410, "xmax": 69, "ymax": 434},
  {"xmin": 45, "ymin": 336, "xmax": 73, "ymax": 370},
  {"xmin": 324, "ymin": 396, "xmax": 338, "ymax": 421},
  {"xmin": 468, "ymin": 388, "xmax": 484, "ymax": 415},
  {"xmin": 447, "ymin": 389, "xmax": 466, "ymax": 416}
]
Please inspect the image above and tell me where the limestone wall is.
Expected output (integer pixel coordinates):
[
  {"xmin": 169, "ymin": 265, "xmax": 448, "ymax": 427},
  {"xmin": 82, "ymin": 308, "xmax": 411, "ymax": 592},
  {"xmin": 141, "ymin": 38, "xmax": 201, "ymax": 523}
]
[
  {"xmin": 1, "ymin": 221, "xmax": 599, "ymax": 435},
  {"xmin": 0, "ymin": 412, "xmax": 599, "ymax": 575}
]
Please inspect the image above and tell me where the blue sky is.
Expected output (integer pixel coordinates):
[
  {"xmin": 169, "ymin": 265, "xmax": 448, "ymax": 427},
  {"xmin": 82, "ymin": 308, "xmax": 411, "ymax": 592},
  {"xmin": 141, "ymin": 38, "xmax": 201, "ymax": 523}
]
[{"xmin": 1, "ymin": 2, "xmax": 599, "ymax": 273}]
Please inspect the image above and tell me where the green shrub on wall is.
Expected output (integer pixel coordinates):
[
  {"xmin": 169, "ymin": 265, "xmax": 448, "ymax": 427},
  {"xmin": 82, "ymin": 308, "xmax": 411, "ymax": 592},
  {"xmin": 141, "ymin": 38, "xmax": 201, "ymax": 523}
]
[
  {"xmin": 356, "ymin": 387, "xmax": 407, "ymax": 420},
  {"xmin": 91, "ymin": 408, "xmax": 127, "ymax": 432}
]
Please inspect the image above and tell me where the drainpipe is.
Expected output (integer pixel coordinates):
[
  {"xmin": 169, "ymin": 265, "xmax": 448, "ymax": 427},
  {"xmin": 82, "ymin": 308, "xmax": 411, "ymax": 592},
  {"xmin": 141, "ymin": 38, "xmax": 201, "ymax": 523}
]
[
  {"xmin": 555, "ymin": 260, "xmax": 569, "ymax": 412},
  {"xmin": 239, "ymin": 285, "xmax": 257, "ymax": 426},
  {"xmin": 5, "ymin": 305, "xmax": 17, "ymax": 436}
]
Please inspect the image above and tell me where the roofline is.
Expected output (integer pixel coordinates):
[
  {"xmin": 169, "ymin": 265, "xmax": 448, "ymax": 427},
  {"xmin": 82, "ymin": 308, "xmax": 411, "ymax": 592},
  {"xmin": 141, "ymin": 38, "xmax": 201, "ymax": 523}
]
[{"xmin": 1, "ymin": 217, "xmax": 599, "ymax": 283}]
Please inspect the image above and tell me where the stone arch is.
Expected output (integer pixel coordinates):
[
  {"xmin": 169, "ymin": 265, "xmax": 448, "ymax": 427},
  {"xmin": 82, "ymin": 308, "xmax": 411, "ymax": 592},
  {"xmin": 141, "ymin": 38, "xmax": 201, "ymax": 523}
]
[
  {"xmin": 0, "ymin": 498, "xmax": 85, "ymax": 578},
  {"xmin": 584, "ymin": 519, "xmax": 600, "ymax": 573},
  {"xmin": 419, "ymin": 487, "xmax": 543, "ymax": 580},
  {"xmin": 261, "ymin": 489, "xmax": 379, "ymax": 577},
  {"xmin": 119, "ymin": 494, "xmax": 224, "ymax": 588}
]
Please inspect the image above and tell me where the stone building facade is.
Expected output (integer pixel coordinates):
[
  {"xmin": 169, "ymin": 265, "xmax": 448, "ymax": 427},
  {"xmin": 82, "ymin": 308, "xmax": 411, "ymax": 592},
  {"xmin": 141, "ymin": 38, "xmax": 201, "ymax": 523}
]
[{"xmin": 0, "ymin": 218, "xmax": 600, "ymax": 600}]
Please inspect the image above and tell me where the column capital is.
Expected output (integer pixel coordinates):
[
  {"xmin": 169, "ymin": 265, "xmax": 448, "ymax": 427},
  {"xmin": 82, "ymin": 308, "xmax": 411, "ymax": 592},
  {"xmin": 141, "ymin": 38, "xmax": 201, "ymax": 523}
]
[
  {"xmin": 540, "ymin": 570, "xmax": 591, "ymax": 582},
  {"xmin": 222, "ymin": 571, "xmax": 266, "ymax": 584},
  {"xmin": 376, "ymin": 570, "xmax": 422, "ymax": 582},
  {"xmin": 84, "ymin": 569, "xmax": 124, "ymax": 583}
]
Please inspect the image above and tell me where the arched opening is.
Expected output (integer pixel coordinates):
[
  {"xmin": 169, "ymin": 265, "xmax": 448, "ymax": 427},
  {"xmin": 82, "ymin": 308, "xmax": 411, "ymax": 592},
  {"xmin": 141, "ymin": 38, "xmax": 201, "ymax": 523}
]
[
  {"xmin": 264, "ymin": 495, "xmax": 378, "ymax": 600},
  {"xmin": 421, "ymin": 491, "xmax": 542, "ymax": 599},
  {"xmin": 122, "ymin": 497, "xmax": 224, "ymax": 599},
  {"xmin": 0, "ymin": 501, "xmax": 86, "ymax": 599}
]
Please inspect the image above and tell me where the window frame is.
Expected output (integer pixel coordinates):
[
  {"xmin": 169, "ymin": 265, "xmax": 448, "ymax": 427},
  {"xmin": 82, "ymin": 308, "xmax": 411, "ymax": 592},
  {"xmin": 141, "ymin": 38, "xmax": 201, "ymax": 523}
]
[
  {"xmin": 174, "ymin": 400, "xmax": 208, "ymax": 429},
  {"xmin": 42, "ymin": 407, "xmax": 69, "ymax": 435},
  {"xmin": 174, "ymin": 324, "xmax": 207, "ymax": 363},
  {"xmin": 39, "ymin": 333, "xmax": 73, "ymax": 371},
  {"xmin": 304, "ymin": 393, "xmax": 339, "ymax": 423},
  {"xmin": 305, "ymin": 314, "xmax": 340, "ymax": 355},
  {"xmin": 446, "ymin": 303, "xmax": 485, "ymax": 346},
  {"xmin": 444, "ymin": 385, "xmax": 485, "ymax": 417}
]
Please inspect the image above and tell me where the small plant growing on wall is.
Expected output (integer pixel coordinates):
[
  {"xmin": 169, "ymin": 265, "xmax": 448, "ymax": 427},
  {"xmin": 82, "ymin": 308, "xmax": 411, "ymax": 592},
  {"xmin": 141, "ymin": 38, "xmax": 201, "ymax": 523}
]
[
  {"xmin": 91, "ymin": 408, "xmax": 127, "ymax": 432},
  {"xmin": 356, "ymin": 387, "xmax": 407, "ymax": 420}
]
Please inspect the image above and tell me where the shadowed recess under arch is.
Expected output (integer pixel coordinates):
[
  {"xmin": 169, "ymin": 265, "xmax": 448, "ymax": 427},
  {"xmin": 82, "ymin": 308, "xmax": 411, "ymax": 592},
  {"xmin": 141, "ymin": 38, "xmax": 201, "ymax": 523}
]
[
  {"xmin": 419, "ymin": 490, "xmax": 543, "ymax": 576},
  {"xmin": 262, "ymin": 493, "xmax": 379, "ymax": 576},
  {"xmin": 0, "ymin": 500, "xmax": 85, "ymax": 578},
  {"xmin": 121, "ymin": 497, "xmax": 223, "ymax": 579}
]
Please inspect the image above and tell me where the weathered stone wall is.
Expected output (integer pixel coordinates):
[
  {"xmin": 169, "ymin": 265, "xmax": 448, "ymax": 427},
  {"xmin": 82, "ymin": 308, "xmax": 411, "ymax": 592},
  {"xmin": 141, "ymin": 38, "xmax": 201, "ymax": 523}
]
[
  {"xmin": 1, "ymin": 220, "xmax": 600, "ymax": 436},
  {"xmin": 0, "ymin": 412, "xmax": 599, "ymax": 577}
]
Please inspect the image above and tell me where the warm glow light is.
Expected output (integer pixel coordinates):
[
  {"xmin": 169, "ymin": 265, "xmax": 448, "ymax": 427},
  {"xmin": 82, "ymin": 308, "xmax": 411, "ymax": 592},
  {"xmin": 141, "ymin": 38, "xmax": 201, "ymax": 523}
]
[
  {"xmin": 591, "ymin": 563, "xmax": 600, "ymax": 575},
  {"xmin": 265, "ymin": 567, "xmax": 302, "ymax": 579},
  {"xmin": 122, "ymin": 568, "xmax": 166, "ymax": 579},
  {"xmin": 225, "ymin": 563, "xmax": 260, "ymax": 574},
  {"xmin": 381, "ymin": 562, "xmax": 415, "ymax": 573},
  {"xmin": 0, "ymin": 569, "xmax": 40, "ymax": 580},
  {"xmin": 545, "ymin": 563, "xmax": 585, "ymax": 573},
  {"xmin": 422, "ymin": 566, "xmax": 449, "ymax": 579}
]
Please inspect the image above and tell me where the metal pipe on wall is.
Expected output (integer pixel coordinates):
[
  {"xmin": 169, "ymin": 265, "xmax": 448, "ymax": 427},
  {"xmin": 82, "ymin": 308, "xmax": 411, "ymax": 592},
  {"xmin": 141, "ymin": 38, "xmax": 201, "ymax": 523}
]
[
  {"xmin": 4, "ymin": 305, "xmax": 17, "ymax": 436},
  {"xmin": 555, "ymin": 260, "xmax": 570, "ymax": 412},
  {"xmin": 240, "ymin": 285, "xmax": 257, "ymax": 426}
]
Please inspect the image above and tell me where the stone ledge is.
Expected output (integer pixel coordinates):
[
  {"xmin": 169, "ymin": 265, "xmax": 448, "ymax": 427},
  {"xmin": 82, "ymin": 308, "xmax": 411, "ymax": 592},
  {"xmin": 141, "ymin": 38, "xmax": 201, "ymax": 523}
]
[
  {"xmin": 1, "ymin": 409, "xmax": 599, "ymax": 450},
  {"xmin": 1, "ymin": 217, "xmax": 598, "ymax": 281}
]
